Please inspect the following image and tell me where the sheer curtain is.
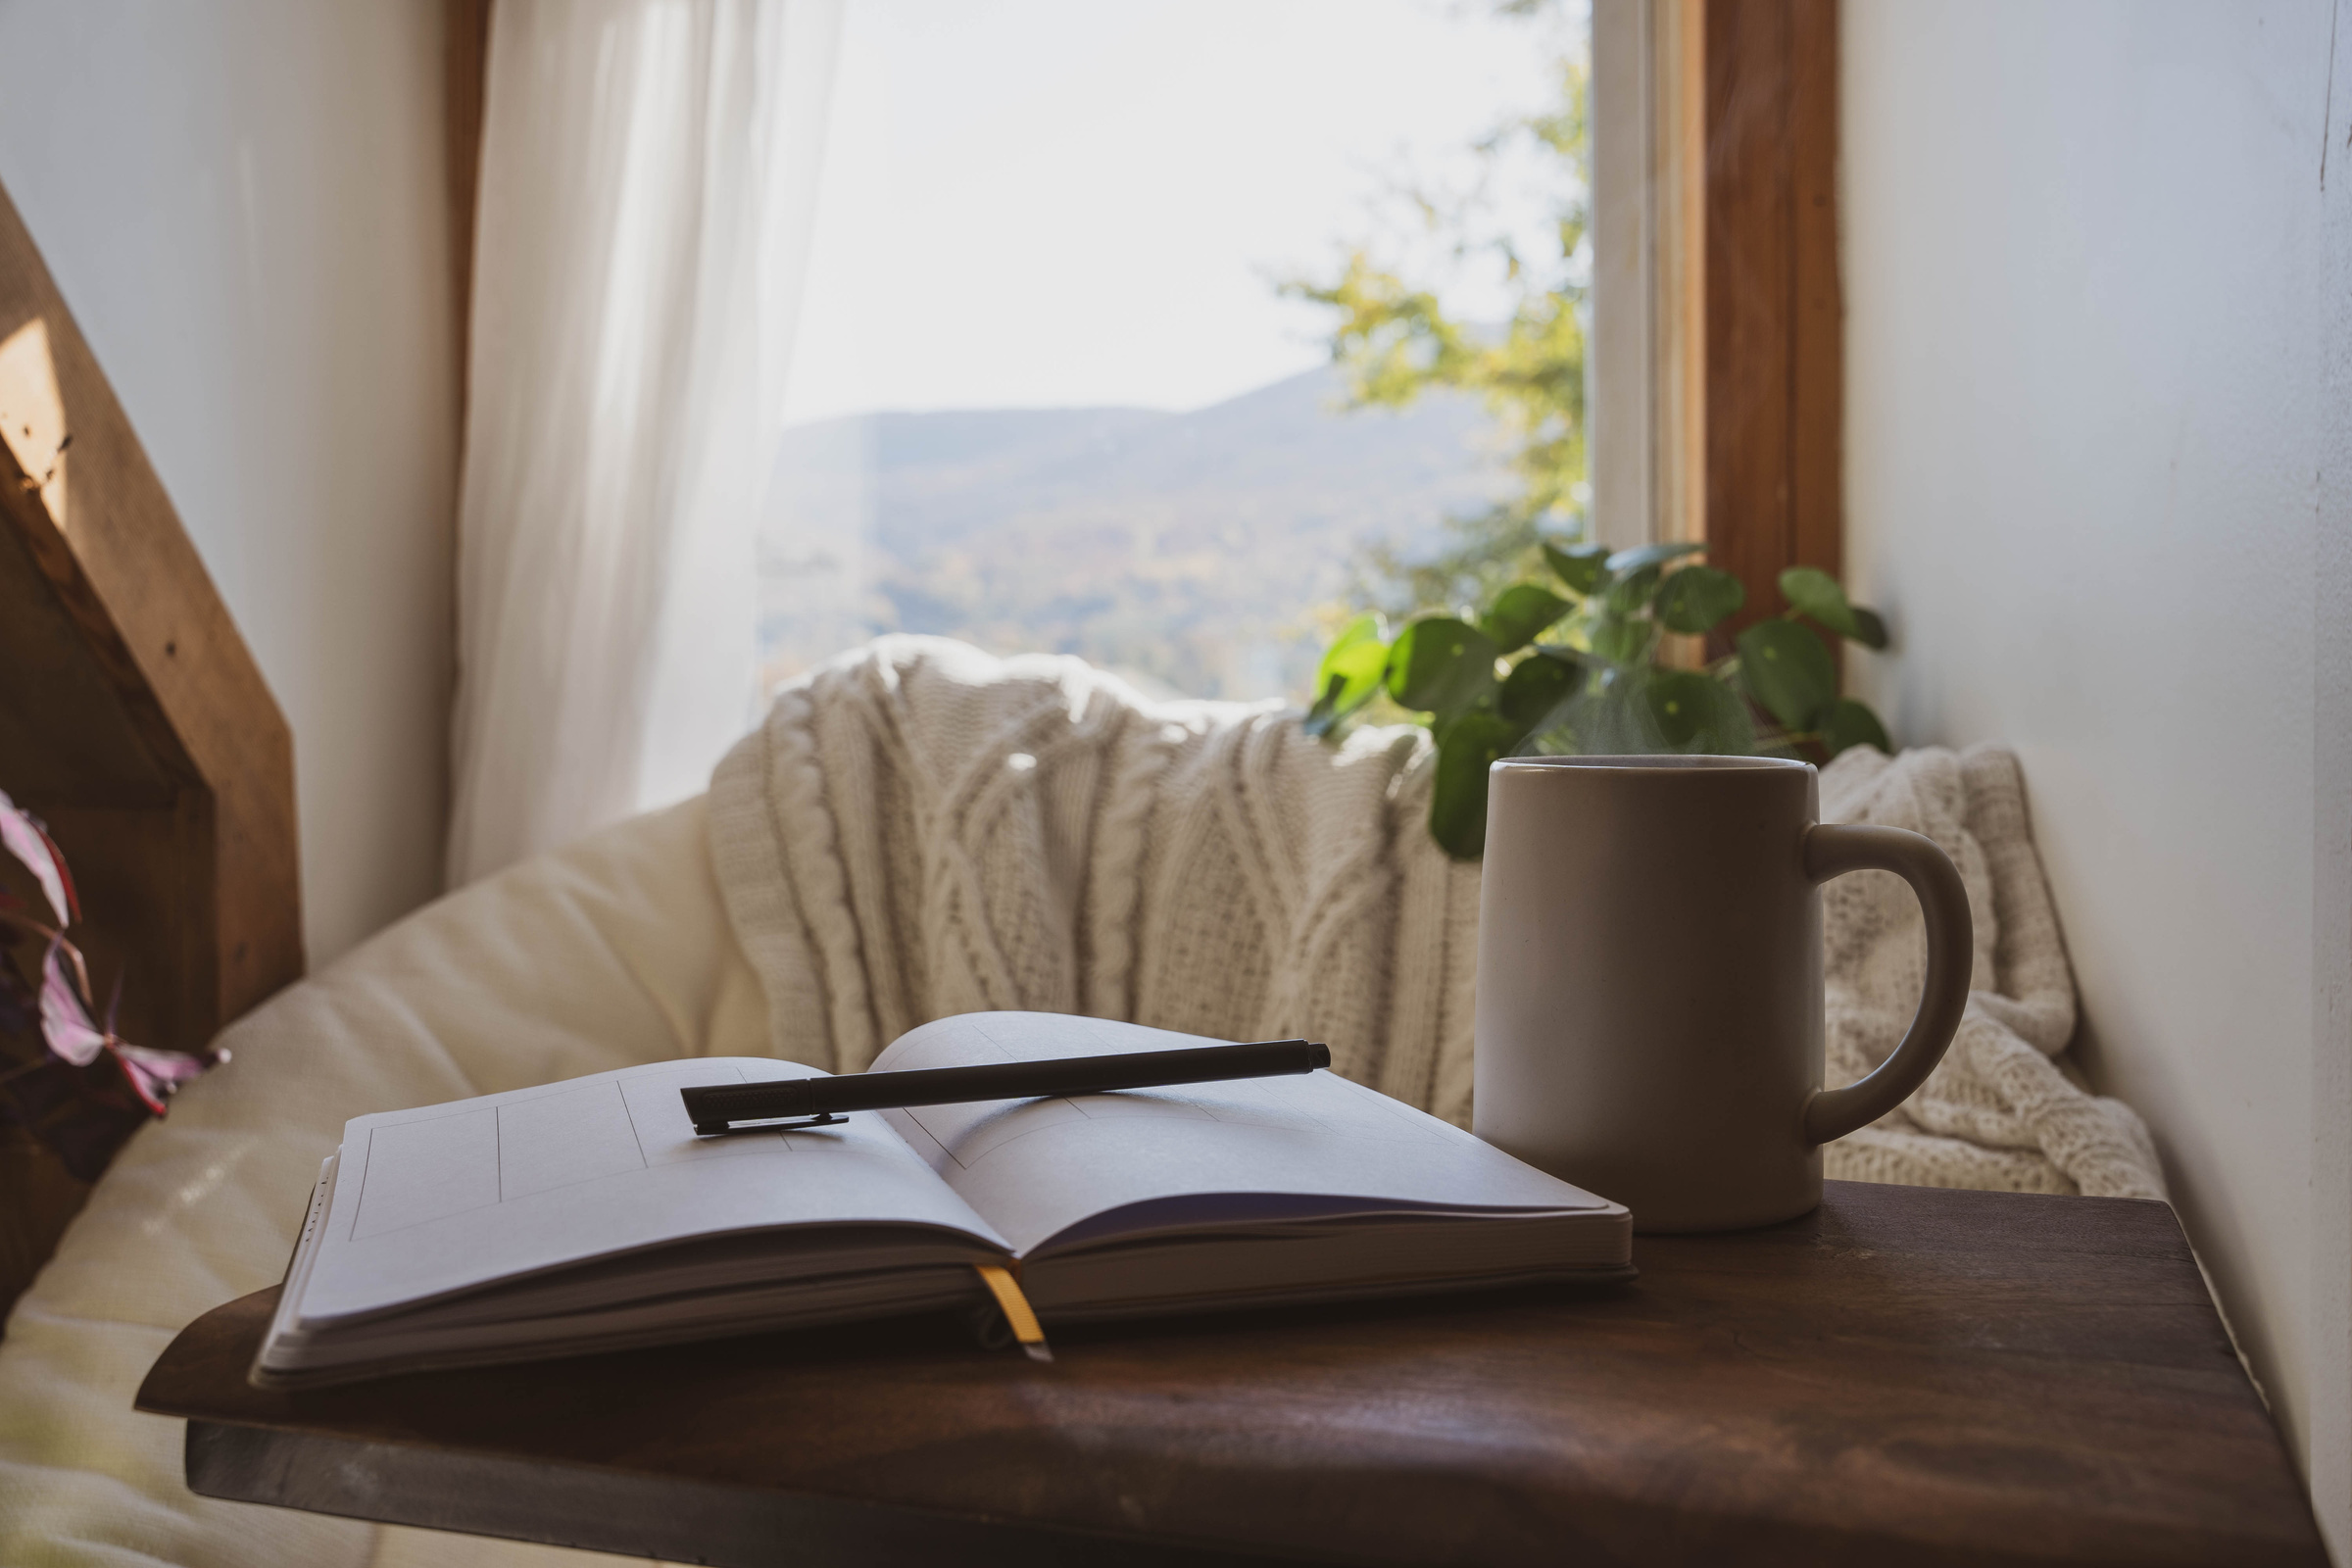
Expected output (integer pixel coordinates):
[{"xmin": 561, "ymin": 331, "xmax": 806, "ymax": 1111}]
[{"xmin": 446, "ymin": 0, "xmax": 840, "ymax": 887}]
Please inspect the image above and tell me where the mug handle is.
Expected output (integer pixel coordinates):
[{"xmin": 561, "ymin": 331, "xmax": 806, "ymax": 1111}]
[{"xmin": 1798, "ymin": 823, "xmax": 1976, "ymax": 1148}]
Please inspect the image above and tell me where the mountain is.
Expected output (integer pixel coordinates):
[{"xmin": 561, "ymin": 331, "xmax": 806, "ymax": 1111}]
[{"xmin": 758, "ymin": 366, "xmax": 1513, "ymax": 701}]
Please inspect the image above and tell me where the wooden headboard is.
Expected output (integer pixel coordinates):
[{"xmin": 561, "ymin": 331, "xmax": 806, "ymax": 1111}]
[{"xmin": 0, "ymin": 177, "xmax": 303, "ymax": 1307}]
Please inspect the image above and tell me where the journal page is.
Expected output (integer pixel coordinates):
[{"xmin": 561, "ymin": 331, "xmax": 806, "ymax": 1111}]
[
  {"xmin": 298, "ymin": 1056, "xmax": 1007, "ymax": 1325},
  {"xmin": 869, "ymin": 1012, "xmax": 1617, "ymax": 1257}
]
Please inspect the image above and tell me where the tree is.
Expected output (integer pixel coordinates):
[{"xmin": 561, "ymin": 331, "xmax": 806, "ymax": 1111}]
[
  {"xmin": 1283, "ymin": 1, "xmax": 1592, "ymax": 619},
  {"xmin": 1285, "ymin": 10, "xmax": 1893, "ymax": 858}
]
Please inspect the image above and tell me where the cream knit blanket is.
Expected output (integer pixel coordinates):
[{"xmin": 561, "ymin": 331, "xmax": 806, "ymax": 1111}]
[{"xmin": 708, "ymin": 637, "xmax": 2165, "ymax": 1201}]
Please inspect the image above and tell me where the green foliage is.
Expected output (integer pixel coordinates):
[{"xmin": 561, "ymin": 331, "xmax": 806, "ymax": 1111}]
[
  {"xmin": 1734, "ymin": 619, "xmax": 1837, "ymax": 732},
  {"xmin": 1643, "ymin": 669, "xmax": 1754, "ymax": 751},
  {"xmin": 1478, "ymin": 584, "xmax": 1571, "ymax": 653},
  {"xmin": 1599, "ymin": 540, "xmax": 1709, "ymax": 578},
  {"xmin": 1778, "ymin": 566, "xmax": 1890, "ymax": 649},
  {"xmin": 1387, "ymin": 617, "xmax": 1499, "ymax": 714},
  {"xmin": 1428, "ymin": 711, "xmax": 1524, "ymax": 858},
  {"xmin": 1283, "ymin": 3, "xmax": 1594, "ymax": 617},
  {"xmin": 1301, "ymin": 543, "xmax": 1895, "ymax": 858},
  {"xmin": 1283, "ymin": 1, "xmax": 1892, "ymax": 858},
  {"xmin": 1654, "ymin": 566, "xmax": 1745, "ymax": 634},
  {"xmin": 1821, "ymin": 698, "xmax": 1894, "ymax": 757},
  {"xmin": 1543, "ymin": 541, "xmax": 1609, "ymax": 595},
  {"xmin": 1496, "ymin": 647, "xmax": 1583, "ymax": 726},
  {"xmin": 1304, "ymin": 613, "xmax": 1392, "ymax": 737}
]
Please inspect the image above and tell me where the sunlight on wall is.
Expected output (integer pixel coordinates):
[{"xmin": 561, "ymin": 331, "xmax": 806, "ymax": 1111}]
[
  {"xmin": 0, "ymin": 319, "xmax": 68, "ymax": 531},
  {"xmin": 0, "ymin": 2, "xmax": 458, "ymax": 965}
]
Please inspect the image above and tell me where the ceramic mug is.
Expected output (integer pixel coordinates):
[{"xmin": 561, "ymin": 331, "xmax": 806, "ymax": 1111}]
[{"xmin": 1471, "ymin": 755, "xmax": 1973, "ymax": 1232}]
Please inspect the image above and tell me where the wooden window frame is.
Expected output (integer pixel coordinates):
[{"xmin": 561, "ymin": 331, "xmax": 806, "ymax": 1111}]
[
  {"xmin": 1703, "ymin": 0, "xmax": 1840, "ymax": 634},
  {"xmin": 1592, "ymin": 0, "xmax": 1840, "ymax": 634}
]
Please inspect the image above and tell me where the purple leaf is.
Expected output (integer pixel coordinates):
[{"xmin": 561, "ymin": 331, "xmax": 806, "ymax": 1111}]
[
  {"xmin": 38, "ymin": 938, "xmax": 107, "ymax": 1067},
  {"xmin": 109, "ymin": 1042, "xmax": 211, "ymax": 1114},
  {"xmin": 0, "ymin": 788, "xmax": 74, "ymax": 927}
]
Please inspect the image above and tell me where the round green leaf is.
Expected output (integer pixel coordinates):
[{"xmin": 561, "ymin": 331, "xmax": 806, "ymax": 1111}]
[
  {"xmin": 1387, "ymin": 616, "xmax": 1499, "ymax": 718},
  {"xmin": 1642, "ymin": 669, "xmax": 1757, "ymax": 753},
  {"xmin": 1498, "ymin": 647, "xmax": 1584, "ymax": 727},
  {"xmin": 1849, "ymin": 606, "xmax": 1890, "ymax": 651},
  {"xmin": 1429, "ymin": 711, "xmax": 1520, "ymax": 860},
  {"xmin": 1543, "ymin": 541, "xmax": 1611, "ymax": 596},
  {"xmin": 1603, "ymin": 564, "xmax": 1663, "ymax": 616},
  {"xmin": 1478, "ymin": 584, "xmax": 1571, "ymax": 655},
  {"xmin": 1778, "ymin": 565, "xmax": 1861, "ymax": 640},
  {"xmin": 1587, "ymin": 613, "xmax": 1655, "ymax": 668},
  {"xmin": 1302, "ymin": 613, "xmax": 1391, "ymax": 737},
  {"xmin": 1820, "ymin": 698, "xmax": 1893, "ymax": 758},
  {"xmin": 1736, "ymin": 618, "xmax": 1837, "ymax": 731},
  {"xmin": 1654, "ymin": 565, "xmax": 1746, "ymax": 635},
  {"xmin": 1603, "ymin": 540, "xmax": 1707, "ymax": 578}
]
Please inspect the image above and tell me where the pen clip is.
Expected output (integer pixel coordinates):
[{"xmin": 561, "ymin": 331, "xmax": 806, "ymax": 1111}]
[{"xmin": 691, "ymin": 1111, "xmax": 847, "ymax": 1138}]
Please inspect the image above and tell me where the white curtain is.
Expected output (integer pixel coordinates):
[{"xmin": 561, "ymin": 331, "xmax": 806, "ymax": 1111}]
[{"xmin": 446, "ymin": 0, "xmax": 841, "ymax": 887}]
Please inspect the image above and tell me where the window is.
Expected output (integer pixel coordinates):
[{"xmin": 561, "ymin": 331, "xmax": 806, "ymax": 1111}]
[{"xmin": 760, "ymin": 0, "xmax": 1592, "ymax": 703}]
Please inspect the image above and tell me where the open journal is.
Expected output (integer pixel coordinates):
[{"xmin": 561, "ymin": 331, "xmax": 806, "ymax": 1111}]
[{"xmin": 255, "ymin": 1011, "xmax": 1631, "ymax": 1387}]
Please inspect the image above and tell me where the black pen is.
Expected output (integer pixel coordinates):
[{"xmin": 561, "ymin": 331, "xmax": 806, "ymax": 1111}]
[{"xmin": 680, "ymin": 1039, "xmax": 1330, "ymax": 1136}]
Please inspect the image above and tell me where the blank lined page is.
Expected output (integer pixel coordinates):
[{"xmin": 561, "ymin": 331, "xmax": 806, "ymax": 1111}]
[
  {"xmin": 302, "ymin": 1057, "xmax": 1009, "ymax": 1327},
  {"xmin": 497, "ymin": 1081, "xmax": 646, "ymax": 1201},
  {"xmin": 350, "ymin": 1108, "xmax": 501, "ymax": 1241},
  {"xmin": 871, "ymin": 1012, "xmax": 1614, "ymax": 1257}
]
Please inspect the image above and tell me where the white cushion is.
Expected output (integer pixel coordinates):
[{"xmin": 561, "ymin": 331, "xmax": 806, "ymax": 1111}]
[{"xmin": 0, "ymin": 797, "xmax": 764, "ymax": 1567}]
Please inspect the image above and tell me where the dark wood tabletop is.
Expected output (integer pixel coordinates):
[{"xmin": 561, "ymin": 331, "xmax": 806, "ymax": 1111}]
[{"xmin": 136, "ymin": 1180, "xmax": 2325, "ymax": 1567}]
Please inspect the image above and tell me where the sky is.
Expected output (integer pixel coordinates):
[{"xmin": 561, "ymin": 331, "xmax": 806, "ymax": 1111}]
[{"xmin": 779, "ymin": 0, "xmax": 1572, "ymax": 426}]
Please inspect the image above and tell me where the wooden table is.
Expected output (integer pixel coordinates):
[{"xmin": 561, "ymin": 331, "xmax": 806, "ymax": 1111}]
[{"xmin": 136, "ymin": 1181, "xmax": 2325, "ymax": 1566}]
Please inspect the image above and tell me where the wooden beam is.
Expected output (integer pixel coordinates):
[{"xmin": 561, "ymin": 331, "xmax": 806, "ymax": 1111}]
[
  {"xmin": 0, "ymin": 179, "xmax": 303, "ymax": 1057},
  {"xmin": 1702, "ymin": 0, "xmax": 1841, "ymax": 637}
]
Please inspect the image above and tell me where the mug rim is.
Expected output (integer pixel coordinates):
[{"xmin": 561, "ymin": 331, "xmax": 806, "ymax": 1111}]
[{"xmin": 1489, "ymin": 754, "xmax": 1814, "ymax": 773}]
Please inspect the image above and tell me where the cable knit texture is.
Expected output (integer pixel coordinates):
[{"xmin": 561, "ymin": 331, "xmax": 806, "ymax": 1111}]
[
  {"xmin": 708, "ymin": 637, "xmax": 1479, "ymax": 1118},
  {"xmin": 710, "ymin": 638, "xmax": 2165, "ymax": 1200},
  {"xmin": 1816, "ymin": 744, "xmax": 2164, "ymax": 1199}
]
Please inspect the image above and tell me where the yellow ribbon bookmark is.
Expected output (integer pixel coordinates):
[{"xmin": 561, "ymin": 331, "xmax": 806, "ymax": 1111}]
[{"xmin": 973, "ymin": 1264, "xmax": 1054, "ymax": 1363}]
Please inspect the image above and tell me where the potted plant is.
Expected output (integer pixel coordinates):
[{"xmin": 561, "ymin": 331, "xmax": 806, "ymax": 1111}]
[{"xmin": 1302, "ymin": 545, "xmax": 1892, "ymax": 858}]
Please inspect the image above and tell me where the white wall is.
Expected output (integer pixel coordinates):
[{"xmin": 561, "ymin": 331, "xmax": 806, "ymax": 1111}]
[
  {"xmin": 1843, "ymin": 0, "xmax": 2352, "ymax": 1551},
  {"xmin": 0, "ymin": 2, "xmax": 458, "ymax": 965}
]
